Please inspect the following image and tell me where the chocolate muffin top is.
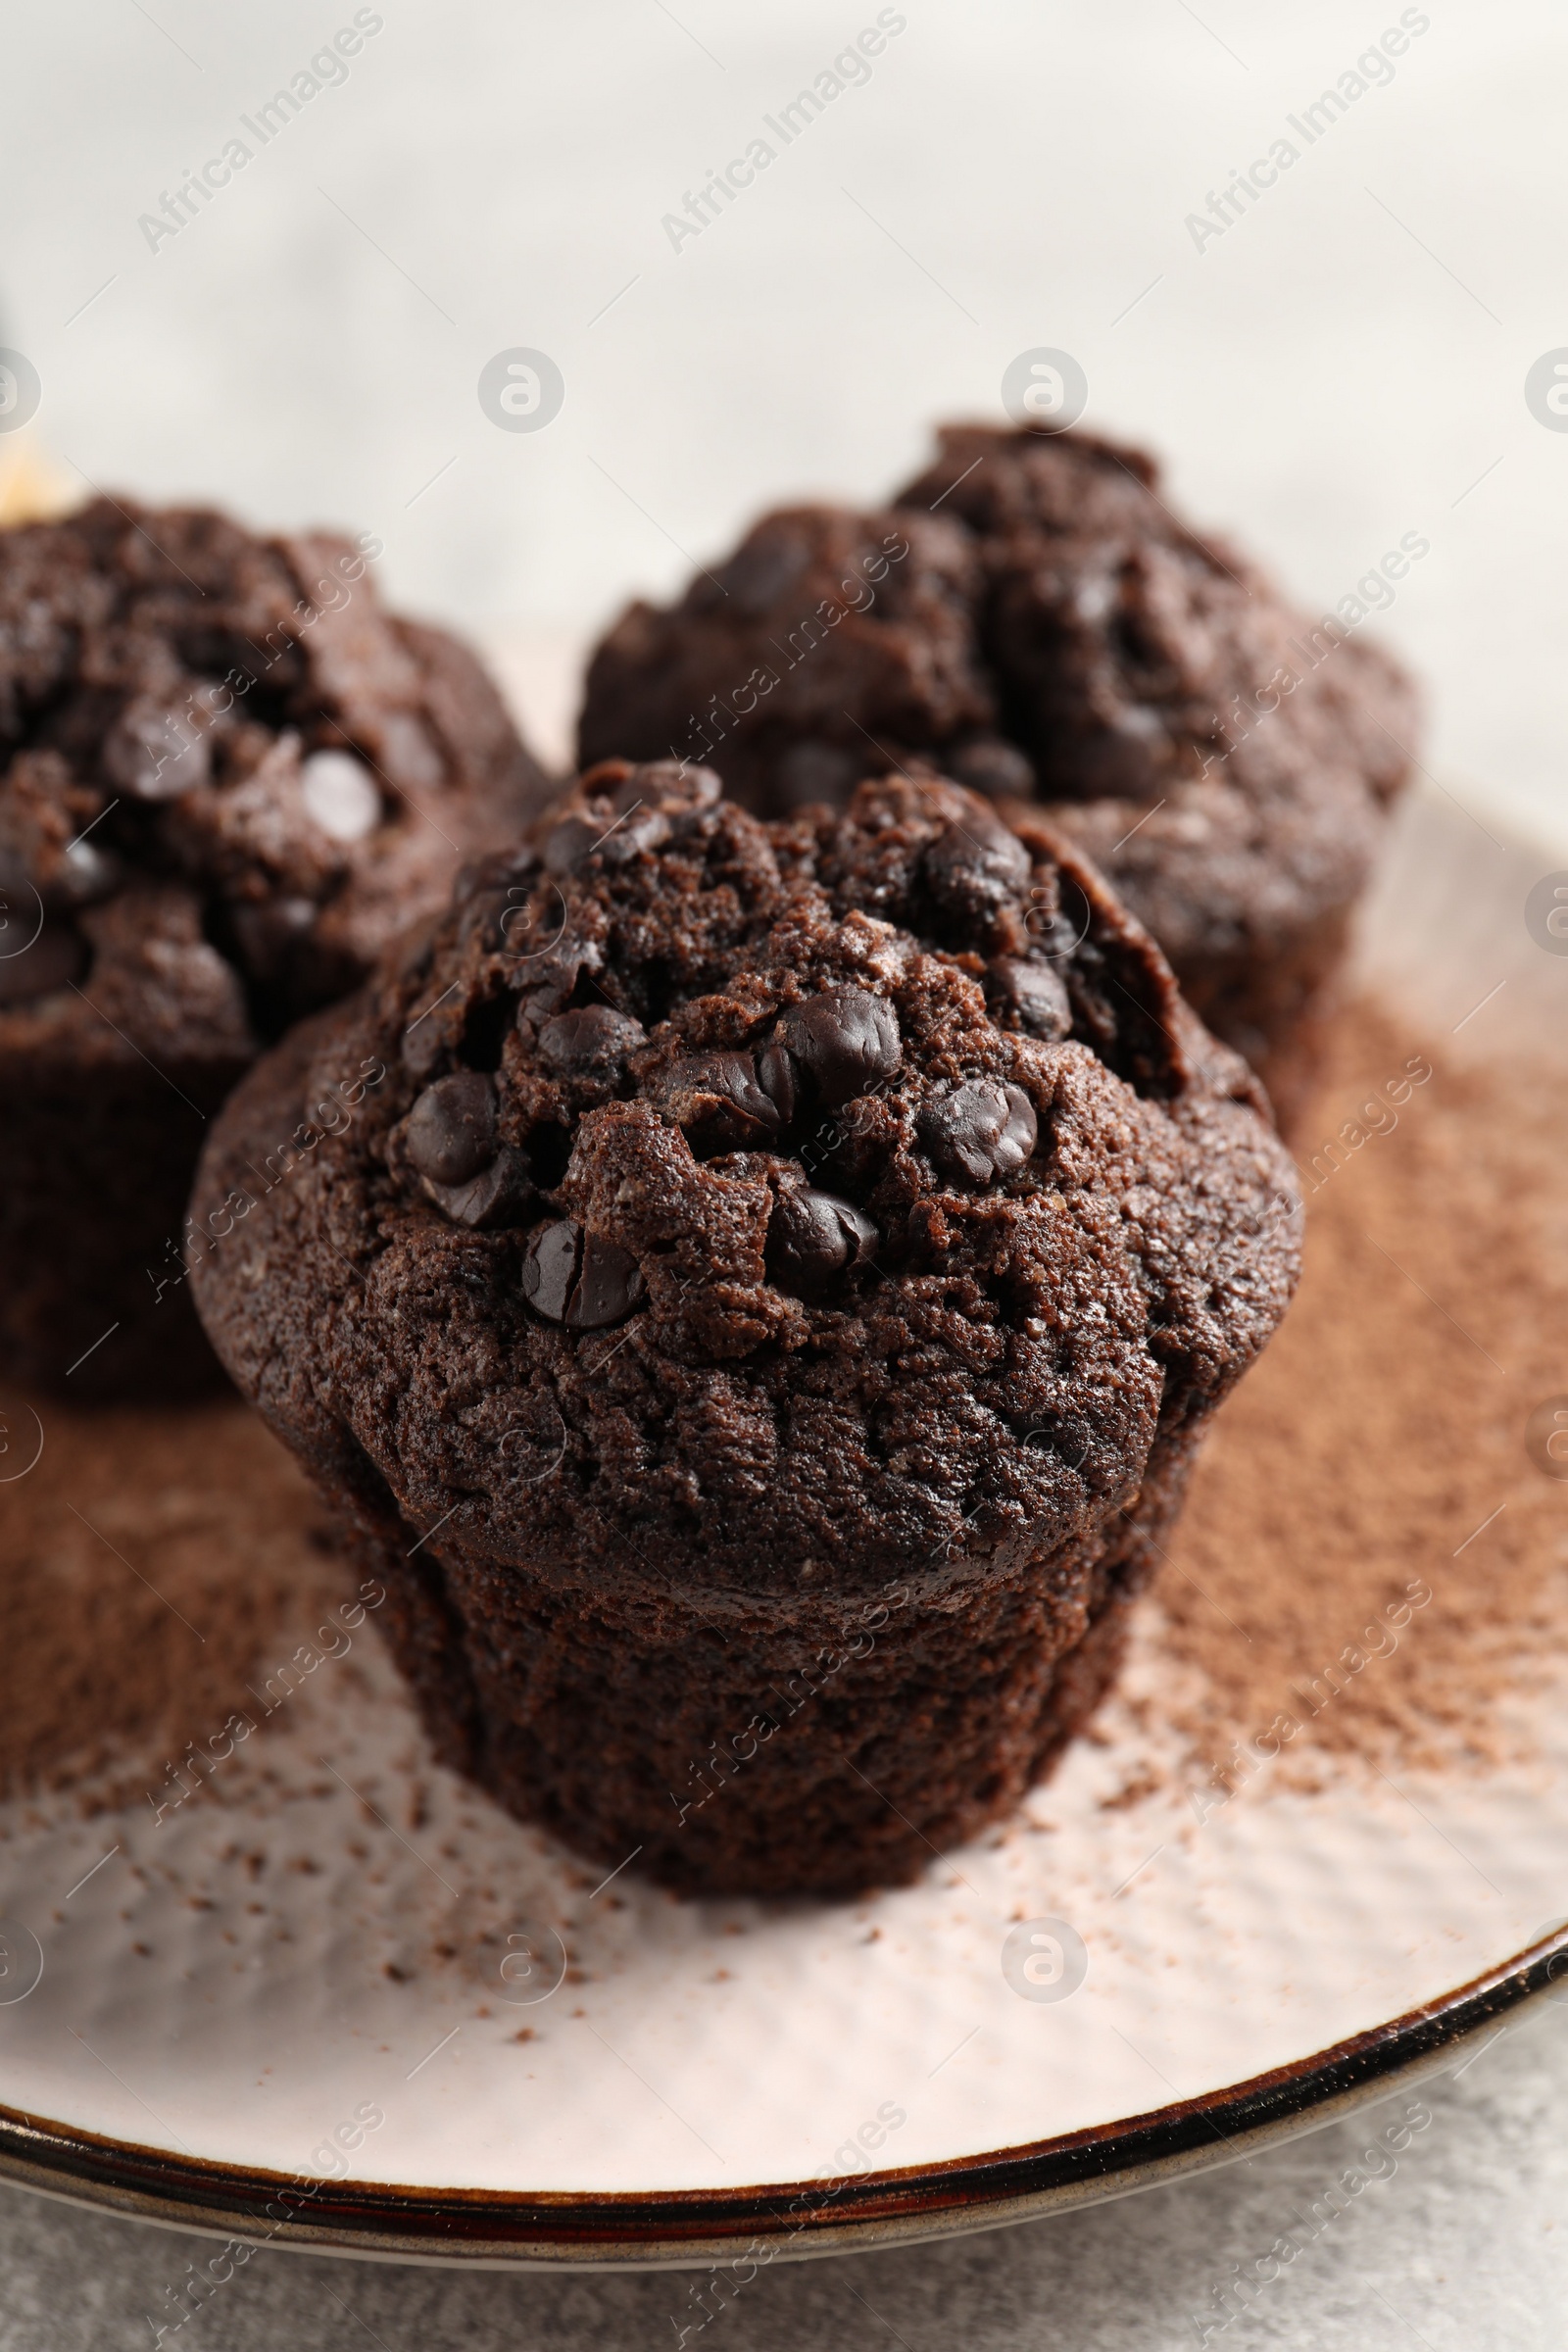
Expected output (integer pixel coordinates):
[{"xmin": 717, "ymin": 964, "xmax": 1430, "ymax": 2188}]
[
  {"xmin": 192, "ymin": 761, "xmax": 1299, "ymax": 1602},
  {"xmin": 577, "ymin": 424, "xmax": 1417, "ymax": 979},
  {"xmin": 581, "ymin": 505, "xmax": 992, "ymax": 812},
  {"xmin": 0, "ymin": 498, "xmax": 550, "ymax": 1057}
]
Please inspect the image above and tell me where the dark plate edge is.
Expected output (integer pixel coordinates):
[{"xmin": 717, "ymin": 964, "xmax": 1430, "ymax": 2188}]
[{"xmin": 0, "ymin": 1929, "xmax": 1561, "ymax": 2269}]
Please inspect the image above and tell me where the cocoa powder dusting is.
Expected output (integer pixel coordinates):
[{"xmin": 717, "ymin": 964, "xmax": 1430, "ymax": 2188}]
[
  {"xmin": 0, "ymin": 1401, "xmax": 354, "ymax": 1804},
  {"xmin": 0, "ymin": 997, "xmax": 1564, "ymax": 1822},
  {"xmin": 1159, "ymin": 996, "xmax": 1568, "ymax": 1788}
]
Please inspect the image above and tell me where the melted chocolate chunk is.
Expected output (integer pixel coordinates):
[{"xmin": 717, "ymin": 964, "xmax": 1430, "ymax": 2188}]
[
  {"xmin": 406, "ymin": 1070, "xmax": 498, "ymax": 1185},
  {"xmin": 521, "ymin": 1218, "xmax": 578, "ymax": 1320},
  {"xmin": 922, "ymin": 808, "xmax": 1032, "ymax": 928},
  {"xmin": 102, "ymin": 693, "xmax": 216, "ymax": 802},
  {"xmin": 422, "ymin": 1144, "xmax": 531, "ymax": 1231},
  {"xmin": 300, "ymin": 749, "xmax": 382, "ymax": 843},
  {"xmin": 542, "ymin": 815, "xmax": 602, "ymax": 878},
  {"xmin": 919, "ymin": 1079, "xmax": 1038, "ymax": 1186},
  {"xmin": 595, "ymin": 806, "xmax": 672, "ymax": 865},
  {"xmin": 543, "ymin": 805, "xmax": 673, "ymax": 878},
  {"xmin": 512, "ymin": 942, "xmax": 585, "ymax": 1032},
  {"xmin": 538, "ymin": 1004, "xmax": 645, "ymax": 1080},
  {"xmin": 521, "ymin": 1218, "xmax": 646, "ymax": 1330},
  {"xmin": 756, "ymin": 1040, "xmax": 798, "ymax": 1125},
  {"xmin": 765, "ymin": 1186, "xmax": 878, "ymax": 1296},
  {"xmin": 986, "ymin": 956, "xmax": 1071, "ymax": 1041},
  {"xmin": 774, "ymin": 988, "xmax": 901, "ymax": 1108},
  {"xmin": 58, "ymin": 840, "xmax": 121, "ymax": 905},
  {"xmin": 459, "ymin": 848, "xmax": 548, "ymax": 953},
  {"xmin": 653, "ymin": 1050, "xmax": 784, "ymax": 1153}
]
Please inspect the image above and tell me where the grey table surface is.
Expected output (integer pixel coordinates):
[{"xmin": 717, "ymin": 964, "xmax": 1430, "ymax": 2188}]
[{"xmin": 2, "ymin": 1997, "xmax": 1562, "ymax": 2351}]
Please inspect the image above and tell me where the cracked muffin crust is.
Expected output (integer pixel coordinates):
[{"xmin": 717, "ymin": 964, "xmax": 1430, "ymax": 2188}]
[
  {"xmin": 0, "ymin": 498, "xmax": 552, "ymax": 1392},
  {"xmin": 578, "ymin": 424, "xmax": 1419, "ymax": 1125},
  {"xmin": 191, "ymin": 760, "xmax": 1300, "ymax": 1894}
]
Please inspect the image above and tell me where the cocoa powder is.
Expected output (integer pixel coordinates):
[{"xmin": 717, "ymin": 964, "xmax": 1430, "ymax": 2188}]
[
  {"xmin": 1158, "ymin": 996, "xmax": 1568, "ymax": 1787},
  {"xmin": 0, "ymin": 1400, "xmax": 353, "ymax": 1803}
]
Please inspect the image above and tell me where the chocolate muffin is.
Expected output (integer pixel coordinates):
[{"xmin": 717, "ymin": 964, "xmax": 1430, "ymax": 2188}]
[
  {"xmin": 190, "ymin": 760, "xmax": 1299, "ymax": 1897},
  {"xmin": 578, "ymin": 424, "xmax": 1419, "ymax": 1122},
  {"xmin": 0, "ymin": 499, "xmax": 552, "ymax": 1395}
]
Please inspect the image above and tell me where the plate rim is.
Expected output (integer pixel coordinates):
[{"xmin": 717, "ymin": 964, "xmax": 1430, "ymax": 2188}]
[{"xmin": 0, "ymin": 1929, "xmax": 1560, "ymax": 2270}]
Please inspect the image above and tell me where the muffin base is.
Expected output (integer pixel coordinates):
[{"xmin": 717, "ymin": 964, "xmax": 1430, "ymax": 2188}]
[{"xmin": 328, "ymin": 1430, "xmax": 1198, "ymax": 1900}]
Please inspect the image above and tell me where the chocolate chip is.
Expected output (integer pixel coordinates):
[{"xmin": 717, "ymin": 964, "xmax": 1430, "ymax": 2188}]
[
  {"xmin": 667, "ymin": 762, "xmax": 722, "ymax": 809},
  {"xmin": 595, "ymin": 806, "xmax": 671, "ymax": 866},
  {"xmin": 774, "ymin": 989, "xmax": 901, "ymax": 1108},
  {"xmin": 538, "ymin": 1004, "xmax": 645, "ymax": 1080},
  {"xmin": 653, "ymin": 1051, "xmax": 784, "ymax": 1153},
  {"xmin": 520, "ymin": 1221, "xmax": 580, "ymax": 1321},
  {"xmin": 543, "ymin": 805, "xmax": 670, "ymax": 877},
  {"xmin": 766, "ymin": 1188, "xmax": 879, "ymax": 1296},
  {"xmin": 422, "ymin": 1146, "xmax": 531, "ymax": 1231},
  {"xmin": 986, "ymin": 956, "xmax": 1071, "ymax": 1042},
  {"xmin": 513, "ymin": 943, "xmax": 585, "ymax": 1031},
  {"xmin": 102, "ymin": 694, "xmax": 214, "ymax": 802},
  {"xmin": 920, "ymin": 1080, "xmax": 1038, "ymax": 1186},
  {"xmin": 592, "ymin": 759, "xmax": 721, "ymax": 816},
  {"xmin": 300, "ymin": 750, "xmax": 381, "ymax": 843},
  {"xmin": 458, "ymin": 851, "xmax": 546, "ymax": 950},
  {"xmin": 1025, "ymin": 874, "xmax": 1092, "ymax": 962},
  {"xmin": 0, "ymin": 917, "xmax": 85, "ymax": 1007},
  {"xmin": 59, "ymin": 839, "xmax": 120, "ymax": 906},
  {"xmin": 542, "ymin": 815, "xmax": 602, "ymax": 878},
  {"xmin": 572, "ymin": 1233, "xmax": 647, "ymax": 1327},
  {"xmin": 406, "ymin": 1071, "xmax": 498, "ymax": 1185},
  {"xmin": 756, "ymin": 1041, "xmax": 798, "ymax": 1126},
  {"xmin": 521, "ymin": 1218, "xmax": 646, "ymax": 1330},
  {"xmin": 946, "ymin": 739, "xmax": 1038, "ymax": 802},
  {"xmin": 922, "ymin": 809, "xmax": 1031, "ymax": 923}
]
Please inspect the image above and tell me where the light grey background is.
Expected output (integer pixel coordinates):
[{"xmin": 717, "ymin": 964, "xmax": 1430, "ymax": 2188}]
[
  {"xmin": 2, "ymin": 4, "xmax": 1566, "ymax": 2341},
  {"xmin": 1, "ymin": 1, "xmax": 1565, "ymax": 840}
]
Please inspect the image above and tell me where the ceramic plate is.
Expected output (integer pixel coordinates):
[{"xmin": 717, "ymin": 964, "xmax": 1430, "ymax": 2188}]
[{"xmin": 1, "ymin": 776, "xmax": 1565, "ymax": 2271}]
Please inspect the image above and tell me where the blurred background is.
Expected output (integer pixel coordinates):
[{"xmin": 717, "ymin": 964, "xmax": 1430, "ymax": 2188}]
[{"xmin": 1, "ymin": 0, "xmax": 1563, "ymax": 832}]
